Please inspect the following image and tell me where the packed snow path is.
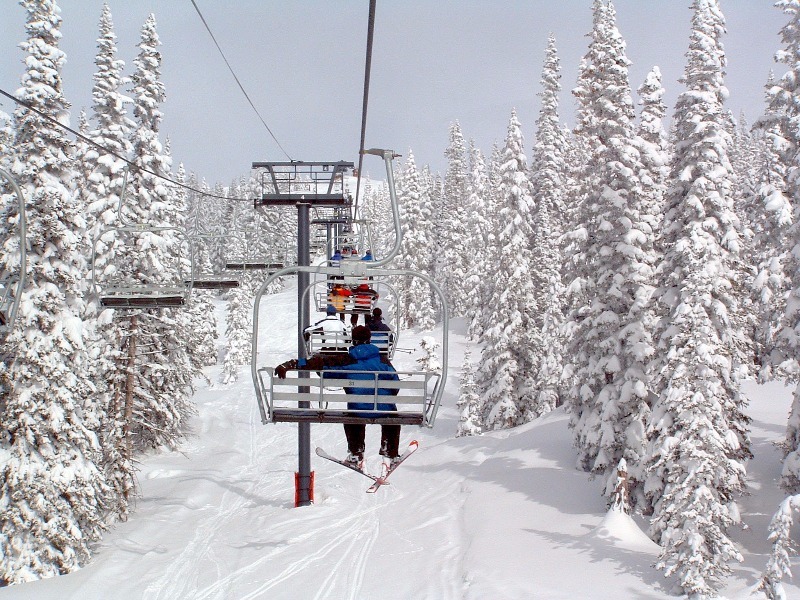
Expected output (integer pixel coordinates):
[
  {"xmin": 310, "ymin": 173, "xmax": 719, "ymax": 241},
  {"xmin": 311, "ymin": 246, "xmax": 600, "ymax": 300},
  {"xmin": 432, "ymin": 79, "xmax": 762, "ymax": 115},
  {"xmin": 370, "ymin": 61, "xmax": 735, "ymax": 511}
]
[{"xmin": 4, "ymin": 281, "xmax": 798, "ymax": 599}]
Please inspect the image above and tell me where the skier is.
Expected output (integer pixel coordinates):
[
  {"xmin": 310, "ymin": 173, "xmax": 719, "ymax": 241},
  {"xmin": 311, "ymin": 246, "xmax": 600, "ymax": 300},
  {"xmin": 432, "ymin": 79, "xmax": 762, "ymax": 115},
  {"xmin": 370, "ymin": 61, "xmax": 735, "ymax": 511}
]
[
  {"xmin": 367, "ymin": 307, "xmax": 394, "ymax": 353},
  {"xmin": 275, "ymin": 325, "xmax": 402, "ymax": 468},
  {"xmin": 303, "ymin": 304, "xmax": 349, "ymax": 351}
]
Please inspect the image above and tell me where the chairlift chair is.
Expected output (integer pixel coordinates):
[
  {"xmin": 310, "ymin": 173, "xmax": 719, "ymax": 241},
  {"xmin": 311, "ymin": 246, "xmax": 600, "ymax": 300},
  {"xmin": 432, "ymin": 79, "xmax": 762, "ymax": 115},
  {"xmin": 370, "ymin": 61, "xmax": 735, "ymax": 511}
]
[
  {"xmin": 91, "ymin": 168, "xmax": 194, "ymax": 309},
  {"xmin": 304, "ymin": 276, "xmax": 400, "ymax": 358},
  {"xmin": 250, "ymin": 150, "xmax": 449, "ymax": 428},
  {"xmin": 224, "ymin": 205, "xmax": 287, "ymax": 272},
  {"xmin": 187, "ymin": 233, "xmax": 239, "ymax": 289},
  {"xmin": 92, "ymin": 224, "xmax": 194, "ymax": 308}
]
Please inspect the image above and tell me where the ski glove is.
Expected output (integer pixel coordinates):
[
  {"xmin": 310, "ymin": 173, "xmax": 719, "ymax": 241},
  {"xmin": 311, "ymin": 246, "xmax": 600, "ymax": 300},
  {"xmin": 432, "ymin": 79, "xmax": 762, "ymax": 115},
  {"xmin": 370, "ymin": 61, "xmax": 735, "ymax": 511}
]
[{"xmin": 275, "ymin": 359, "xmax": 300, "ymax": 379}]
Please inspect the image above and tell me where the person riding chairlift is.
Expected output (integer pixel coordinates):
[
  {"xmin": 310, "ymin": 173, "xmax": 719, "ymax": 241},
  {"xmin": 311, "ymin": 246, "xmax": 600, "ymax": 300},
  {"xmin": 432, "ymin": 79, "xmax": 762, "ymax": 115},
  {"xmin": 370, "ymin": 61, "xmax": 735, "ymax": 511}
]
[
  {"xmin": 275, "ymin": 325, "xmax": 402, "ymax": 468},
  {"xmin": 304, "ymin": 304, "xmax": 349, "ymax": 350}
]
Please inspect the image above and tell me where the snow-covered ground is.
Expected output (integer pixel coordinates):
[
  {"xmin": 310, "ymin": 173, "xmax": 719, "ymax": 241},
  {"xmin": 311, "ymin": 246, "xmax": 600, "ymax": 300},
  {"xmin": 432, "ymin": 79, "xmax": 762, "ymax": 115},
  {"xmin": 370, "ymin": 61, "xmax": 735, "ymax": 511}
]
[{"xmin": 2, "ymin": 280, "xmax": 798, "ymax": 599}]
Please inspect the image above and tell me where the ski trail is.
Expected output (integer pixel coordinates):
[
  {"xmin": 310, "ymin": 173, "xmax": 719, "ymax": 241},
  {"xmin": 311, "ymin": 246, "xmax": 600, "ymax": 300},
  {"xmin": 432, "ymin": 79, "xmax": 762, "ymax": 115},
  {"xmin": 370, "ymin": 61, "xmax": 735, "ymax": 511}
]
[
  {"xmin": 228, "ymin": 503, "xmax": 382, "ymax": 600},
  {"xmin": 310, "ymin": 499, "xmax": 381, "ymax": 600},
  {"xmin": 141, "ymin": 390, "xmax": 281, "ymax": 600}
]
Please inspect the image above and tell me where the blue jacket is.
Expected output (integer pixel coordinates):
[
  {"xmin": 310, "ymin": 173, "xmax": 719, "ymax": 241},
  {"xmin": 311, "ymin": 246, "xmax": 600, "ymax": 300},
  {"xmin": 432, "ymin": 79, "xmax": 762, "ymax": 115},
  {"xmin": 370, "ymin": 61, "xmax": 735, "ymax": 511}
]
[{"xmin": 322, "ymin": 343, "xmax": 399, "ymax": 414}]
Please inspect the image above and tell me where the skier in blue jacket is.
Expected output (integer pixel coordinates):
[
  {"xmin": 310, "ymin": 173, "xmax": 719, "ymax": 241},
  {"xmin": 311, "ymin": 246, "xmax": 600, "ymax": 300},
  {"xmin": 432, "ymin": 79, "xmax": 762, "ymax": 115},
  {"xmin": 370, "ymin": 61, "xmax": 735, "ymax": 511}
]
[{"xmin": 275, "ymin": 325, "xmax": 401, "ymax": 468}]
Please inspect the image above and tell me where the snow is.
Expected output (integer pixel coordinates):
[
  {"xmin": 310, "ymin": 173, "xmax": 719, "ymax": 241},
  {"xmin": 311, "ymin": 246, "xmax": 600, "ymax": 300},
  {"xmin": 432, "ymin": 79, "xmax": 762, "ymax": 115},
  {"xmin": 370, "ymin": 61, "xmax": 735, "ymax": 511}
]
[{"xmin": 2, "ymin": 280, "xmax": 799, "ymax": 599}]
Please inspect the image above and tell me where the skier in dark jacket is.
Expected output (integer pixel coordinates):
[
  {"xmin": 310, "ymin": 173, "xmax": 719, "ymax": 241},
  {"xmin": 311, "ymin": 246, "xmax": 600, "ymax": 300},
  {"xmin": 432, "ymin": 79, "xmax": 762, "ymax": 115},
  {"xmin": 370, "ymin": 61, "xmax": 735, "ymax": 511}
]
[
  {"xmin": 367, "ymin": 307, "xmax": 394, "ymax": 353},
  {"xmin": 275, "ymin": 325, "xmax": 401, "ymax": 468}
]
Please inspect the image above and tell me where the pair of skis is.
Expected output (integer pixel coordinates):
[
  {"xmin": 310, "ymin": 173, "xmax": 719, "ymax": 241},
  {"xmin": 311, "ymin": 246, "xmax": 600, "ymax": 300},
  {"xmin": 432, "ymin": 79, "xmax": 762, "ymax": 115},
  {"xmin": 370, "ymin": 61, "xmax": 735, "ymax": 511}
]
[{"xmin": 315, "ymin": 440, "xmax": 418, "ymax": 493}]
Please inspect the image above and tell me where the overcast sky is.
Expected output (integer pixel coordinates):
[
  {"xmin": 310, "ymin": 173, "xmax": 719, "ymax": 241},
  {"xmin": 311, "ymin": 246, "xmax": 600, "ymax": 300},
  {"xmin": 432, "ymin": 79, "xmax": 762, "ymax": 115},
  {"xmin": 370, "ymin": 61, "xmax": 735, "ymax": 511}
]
[{"xmin": 0, "ymin": 1, "xmax": 790, "ymax": 185}]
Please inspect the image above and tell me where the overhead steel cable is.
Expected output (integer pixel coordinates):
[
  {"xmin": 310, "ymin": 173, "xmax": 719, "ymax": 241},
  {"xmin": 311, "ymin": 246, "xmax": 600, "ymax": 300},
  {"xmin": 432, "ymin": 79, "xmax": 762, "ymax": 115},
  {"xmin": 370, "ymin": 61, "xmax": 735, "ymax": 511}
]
[
  {"xmin": 190, "ymin": 0, "xmax": 293, "ymax": 161},
  {"xmin": 354, "ymin": 0, "xmax": 377, "ymax": 219},
  {"xmin": 0, "ymin": 86, "xmax": 252, "ymax": 202}
]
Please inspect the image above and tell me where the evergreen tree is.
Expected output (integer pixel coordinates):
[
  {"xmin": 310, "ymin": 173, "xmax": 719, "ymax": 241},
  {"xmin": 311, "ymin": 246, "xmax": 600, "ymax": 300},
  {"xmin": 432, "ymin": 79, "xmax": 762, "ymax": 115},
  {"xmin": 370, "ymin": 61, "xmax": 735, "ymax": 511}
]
[
  {"xmin": 761, "ymin": 0, "xmax": 800, "ymax": 491},
  {"xmin": 177, "ymin": 166, "xmax": 217, "ymax": 372},
  {"xmin": 124, "ymin": 14, "xmax": 199, "ymax": 451},
  {"xmin": 0, "ymin": 0, "xmax": 108, "ymax": 582},
  {"xmin": 469, "ymin": 142, "xmax": 504, "ymax": 340},
  {"xmin": 565, "ymin": 1, "xmax": 657, "ymax": 504},
  {"xmin": 456, "ymin": 351, "xmax": 482, "ymax": 437},
  {"xmin": 464, "ymin": 141, "xmax": 491, "ymax": 340},
  {"xmin": 644, "ymin": 1, "xmax": 748, "ymax": 594},
  {"xmin": 438, "ymin": 121, "xmax": 470, "ymax": 316},
  {"xmin": 529, "ymin": 34, "xmax": 568, "ymax": 418},
  {"xmin": 396, "ymin": 151, "xmax": 436, "ymax": 330},
  {"xmin": 82, "ymin": 2, "xmax": 137, "ymax": 521},
  {"xmin": 752, "ymin": 73, "xmax": 793, "ymax": 384},
  {"xmin": 758, "ymin": 493, "xmax": 800, "ymax": 599},
  {"xmin": 221, "ymin": 272, "xmax": 253, "ymax": 384},
  {"xmin": 635, "ymin": 66, "xmax": 670, "ymax": 237},
  {"xmin": 478, "ymin": 109, "xmax": 540, "ymax": 429},
  {"xmin": 0, "ymin": 108, "xmax": 11, "ymax": 164}
]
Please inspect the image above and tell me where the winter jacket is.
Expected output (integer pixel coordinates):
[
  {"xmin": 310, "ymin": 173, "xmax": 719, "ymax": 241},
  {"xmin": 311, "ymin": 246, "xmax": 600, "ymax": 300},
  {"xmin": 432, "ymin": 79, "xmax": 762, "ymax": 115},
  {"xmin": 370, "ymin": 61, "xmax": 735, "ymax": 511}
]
[
  {"xmin": 328, "ymin": 286, "xmax": 351, "ymax": 312},
  {"xmin": 305, "ymin": 316, "xmax": 348, "ymax": 337},
  {"xmin": 296, "ymin": 343, "xmax": 399, "ymax": 416}
]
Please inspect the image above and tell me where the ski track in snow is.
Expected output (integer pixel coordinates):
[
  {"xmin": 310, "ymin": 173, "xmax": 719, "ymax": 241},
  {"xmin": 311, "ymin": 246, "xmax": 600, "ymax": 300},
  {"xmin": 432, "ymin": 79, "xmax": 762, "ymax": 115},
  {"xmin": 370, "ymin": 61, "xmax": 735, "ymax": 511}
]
[{"xmin": 128, "ymin": 280, "xmax": 468, "ymax": 600}]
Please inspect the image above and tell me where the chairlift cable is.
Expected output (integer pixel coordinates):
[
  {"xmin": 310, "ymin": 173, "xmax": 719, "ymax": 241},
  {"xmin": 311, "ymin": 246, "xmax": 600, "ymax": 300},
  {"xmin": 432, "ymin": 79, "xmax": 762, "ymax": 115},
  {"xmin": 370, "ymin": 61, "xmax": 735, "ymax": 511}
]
[
  {"xmin": 189, "ymin": 0, "xmax": 293, "ymax": 162},
  {"xmin": 0, "ymin": 87, "xmax": 252, "ymax": 203},
  {"xmin": 354, "ymin": 0, "xmax": 377, "ymax": 219}
]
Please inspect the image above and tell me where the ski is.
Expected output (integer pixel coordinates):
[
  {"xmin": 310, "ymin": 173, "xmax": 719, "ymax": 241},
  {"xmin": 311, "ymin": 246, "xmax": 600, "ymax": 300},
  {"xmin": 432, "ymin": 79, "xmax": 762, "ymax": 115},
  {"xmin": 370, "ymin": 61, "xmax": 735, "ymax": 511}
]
[
  {"xmin": 315, "ymin": 447, "xmax": 383, "ymax": 483},
  {"xmin": 366, "ymin": 440, "xmax": 419, "ymax": 494}
]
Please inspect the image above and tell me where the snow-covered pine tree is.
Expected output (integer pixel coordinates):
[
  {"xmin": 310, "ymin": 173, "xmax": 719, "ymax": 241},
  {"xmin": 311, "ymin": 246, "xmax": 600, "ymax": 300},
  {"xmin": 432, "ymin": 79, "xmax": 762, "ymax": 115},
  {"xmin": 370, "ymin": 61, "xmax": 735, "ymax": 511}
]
[
  {"xmin": 221, "ymin": 269, "xmax": 253, "ymax": 384},
  {"xmin": 456, "ymin": 351, "xmax": 482, "ymax": 437},
  {"xmin": 529, "ymin": 34, "xmax": 568, "ymax": 418},
  {"xmin": 469, "ymin": 142, "xmax": 504, "ymax": 340},
  {"xmin": 0, "ymin": 107, "xmax": 11, "ymax": 164},
  {"xmin": 438, "ymin": 121, "xmax": 470, "ymax": 316},
  {"xmin": 361, "ymin": 180, "xmax": 393, "ymax": 260},
  {"xmin": 751, "ymin": 73, "xmax": 793, "ymax": 384},
  {"xmin": 464, "ymin": 141, "xmax": 491, "ymax": 340},
  {"xmin": 756, "ymin": 2, "xmax": 800, "ymax": 491},
  {"xmin": 635, "ymin": 66, "xmax": 670, "ymax": 240},
  {"xmin": 564, "ymin": 1, "xmax": 657, "ymax": 504},
  {"xmin": 176, "ymin": 166, "xmax": 217, "ymax": 372},
  {"xmin": 644, "ymin": 1, "xmax": 749, "ymax": 594},
  {"xmin": 82, "ymin": 2, "xmax": 137, "ymax": 520},
  {"xmin": 477, "ymin": 109, "xmax": 541, "ymax": 429},
  {"xmin": 416, "ymin": 335, "xmax": 441, "ymax": 373},
  {"xmin": 0, "ymin": 0, "xmax": 109, "ymax": 582},
  {"xmin": 758, "ymin": 493, "xmax": 800, "ymax": 600},
  {"xmin": 562, "ymin": 0, "xmax": 611, "ymax": 451},
  {"xmin": 396, "ymin": 150, "xmax": 436, "ymax": 330},
  {"xmin": 123, "ymin": 14, "xmax": 199, "ymax": 451}
]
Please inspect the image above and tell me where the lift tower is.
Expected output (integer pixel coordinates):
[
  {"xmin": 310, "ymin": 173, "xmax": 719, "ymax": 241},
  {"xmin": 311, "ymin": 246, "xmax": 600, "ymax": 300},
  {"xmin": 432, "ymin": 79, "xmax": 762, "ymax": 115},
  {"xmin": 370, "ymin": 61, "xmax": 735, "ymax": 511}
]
[{"xmin": 253, "ymin": 160, "xmax": 354, "ymax": 507}]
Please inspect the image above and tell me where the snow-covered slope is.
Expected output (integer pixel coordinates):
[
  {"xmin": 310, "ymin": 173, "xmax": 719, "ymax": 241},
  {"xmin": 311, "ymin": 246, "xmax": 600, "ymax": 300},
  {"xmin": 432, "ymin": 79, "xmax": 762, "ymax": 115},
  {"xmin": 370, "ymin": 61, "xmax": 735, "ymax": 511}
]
[{"xmin": 2, "ymin": 281, "xmax": 797, "ymax": 599}]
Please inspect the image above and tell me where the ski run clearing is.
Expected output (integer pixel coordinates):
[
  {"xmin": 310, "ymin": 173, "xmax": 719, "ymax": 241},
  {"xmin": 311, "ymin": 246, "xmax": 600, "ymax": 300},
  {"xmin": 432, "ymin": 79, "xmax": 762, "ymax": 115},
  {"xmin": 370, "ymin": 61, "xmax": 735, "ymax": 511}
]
[{"xmin": 2, "ymin": 280, "xmax": 798, "ymax": 600}]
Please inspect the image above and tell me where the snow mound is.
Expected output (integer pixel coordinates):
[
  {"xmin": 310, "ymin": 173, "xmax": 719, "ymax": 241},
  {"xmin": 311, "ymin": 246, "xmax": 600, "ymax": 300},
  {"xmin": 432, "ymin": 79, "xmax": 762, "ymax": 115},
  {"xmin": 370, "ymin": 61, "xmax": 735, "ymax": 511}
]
[{"xmin": 589, "ymin": 507, "xmax": 661, "ymax": 554}]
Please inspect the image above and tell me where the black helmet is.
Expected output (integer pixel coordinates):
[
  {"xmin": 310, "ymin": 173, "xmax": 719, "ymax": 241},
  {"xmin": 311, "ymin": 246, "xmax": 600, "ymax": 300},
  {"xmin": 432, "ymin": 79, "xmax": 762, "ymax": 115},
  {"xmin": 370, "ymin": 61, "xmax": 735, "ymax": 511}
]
[{"xmin": 351, "ymin": 325, "xmax": 371, "ymax": 344}]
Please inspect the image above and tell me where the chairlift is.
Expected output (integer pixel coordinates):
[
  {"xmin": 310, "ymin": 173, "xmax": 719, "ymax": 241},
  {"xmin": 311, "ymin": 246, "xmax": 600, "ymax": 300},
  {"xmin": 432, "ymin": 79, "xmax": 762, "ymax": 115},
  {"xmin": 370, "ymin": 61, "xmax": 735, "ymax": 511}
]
[
  {"xmin": 0, "ymin": 167, "xmax": 27, "ymax": 338},
  {"xmin": 334, "ymin": 219, "xmax": 375, "ymax": 261},
  {"xmin": 250, "ymin": 150, "xmax": 449, "ymax": 428},
  {"xmin": 303, "ymin": 276, "xmax": 400, "ymax": 358},
  {"xmin": 187, "ymin": 233, "xmax": 240, "ymax": 290},
  {"xmin": 91, "ymin": 168, "xmax": 194, "ymax": 309},
  {"xmin": 224, "ymin": 204, "xmax": 288, "ymax": 272}
]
